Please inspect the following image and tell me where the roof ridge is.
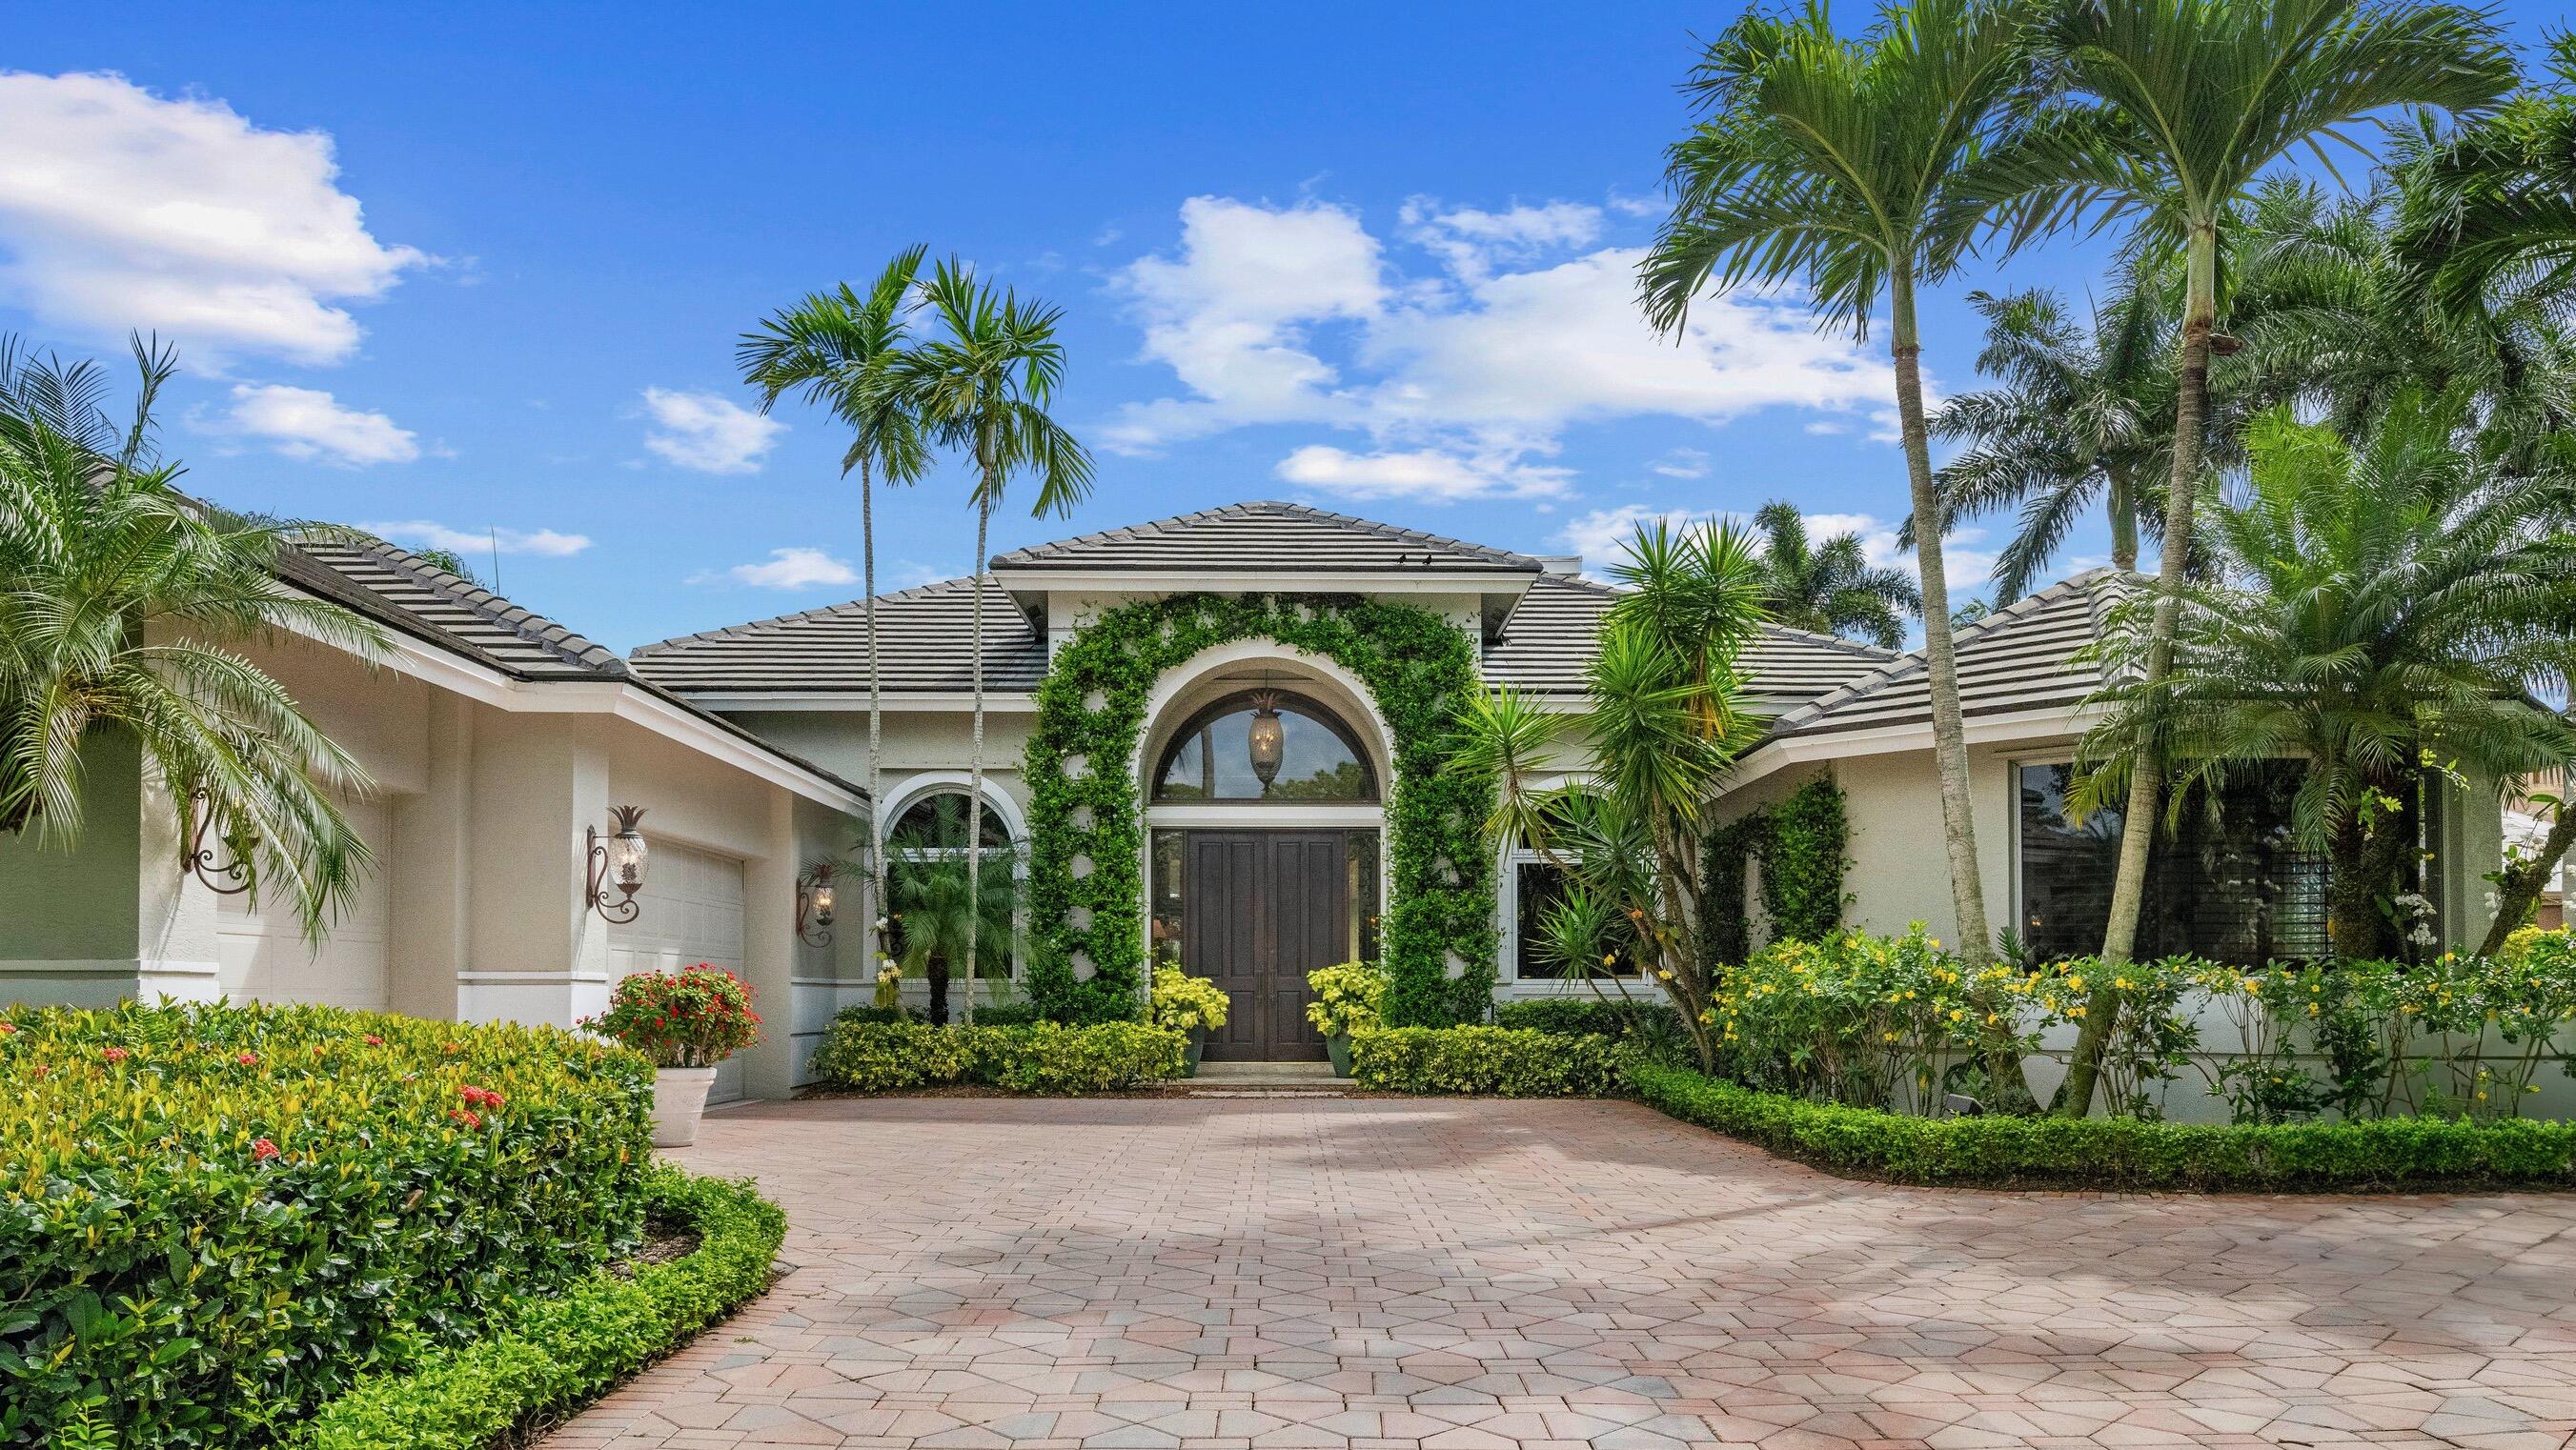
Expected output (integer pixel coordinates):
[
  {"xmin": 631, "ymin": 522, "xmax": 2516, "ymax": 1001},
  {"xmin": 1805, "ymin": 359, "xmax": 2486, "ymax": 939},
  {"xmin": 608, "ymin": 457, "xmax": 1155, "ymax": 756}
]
[
  {"xmin": 1523, "ymin": 572, "xmax": 1898, "ymax": 658},
  {"xmin": 357, "ymin": 540, "xmax": 625, "ymax": 675},
  {"xmin": 629, "ymin": 574, "xmax": 1000, "ymax": 657},
  {"xmin": 986, "ymin": 498, "xmax": 1543, "ymax": 572}
]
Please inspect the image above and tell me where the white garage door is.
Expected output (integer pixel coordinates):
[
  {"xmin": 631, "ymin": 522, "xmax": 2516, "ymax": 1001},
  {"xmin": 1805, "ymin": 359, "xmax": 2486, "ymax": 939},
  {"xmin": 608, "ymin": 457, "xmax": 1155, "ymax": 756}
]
[
  {"xmin": 217, "ymin": 797, "xmax": 393, "ymax": 1010},
  {"xmin": 609, "ymin": 839, "xmax": 748, "ymax": 1103}
]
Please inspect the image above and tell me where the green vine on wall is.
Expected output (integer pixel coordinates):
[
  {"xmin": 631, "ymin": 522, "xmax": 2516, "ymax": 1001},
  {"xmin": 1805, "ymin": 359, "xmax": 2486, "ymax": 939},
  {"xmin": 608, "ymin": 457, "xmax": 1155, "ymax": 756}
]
[
  {"xmin": 1021, "ymin": 593, "xmax": 1498, "ymax": 1026},
  {"xmin": 1701, "ymin": 774, "xmax": 1851, "ymax": 962}
]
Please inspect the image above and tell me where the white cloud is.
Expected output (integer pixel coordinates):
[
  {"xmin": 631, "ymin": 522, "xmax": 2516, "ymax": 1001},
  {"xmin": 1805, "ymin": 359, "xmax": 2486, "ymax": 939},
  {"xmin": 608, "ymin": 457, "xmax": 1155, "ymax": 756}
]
[
  {"xmin": 1649, "ymin": 447, "xmax": 1710, "ymax": 479},
  {"xmin": 0, "ymin": 71, "xmax": 426, "ymax": 365},
  {"xmin": 1553, "ymin": 505, "xmax": 1998, "ymax": 595},
  {"xmin": 212, "ymin": 383, "xmax": 417, "ymax": 465},
  {"xmin": 1102, "ymin": 195, "xmax": 1898, "ymax": 501},
  {"xmin": 639, "ymin": 388, "xmax": 782, "ymax": 474},
  {"xmin": 361, "ymin": 519, "xmax": 593, "ymax": 556},
  {"xmin": 1275, "ymin": 444, "xmax": 1570, "ymax": 502},
  {"xmin": 706, "ymin": 547, "xmax": 860, "ymax": 591}
]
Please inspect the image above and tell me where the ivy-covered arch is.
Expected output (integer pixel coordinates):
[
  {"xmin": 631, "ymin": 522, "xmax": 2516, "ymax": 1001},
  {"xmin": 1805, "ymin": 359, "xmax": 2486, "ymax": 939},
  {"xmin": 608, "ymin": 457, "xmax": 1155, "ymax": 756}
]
[{"xmin": 1021, "ymin": 593, "xmax": 1497, "ymax": 1026}]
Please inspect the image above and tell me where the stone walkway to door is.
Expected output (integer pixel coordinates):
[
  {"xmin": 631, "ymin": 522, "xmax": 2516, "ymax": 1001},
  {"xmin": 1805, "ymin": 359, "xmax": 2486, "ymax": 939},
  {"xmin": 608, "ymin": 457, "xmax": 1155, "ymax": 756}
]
[{"xmin": 544, "ymin": 1097, "xmax": 2576, "ymax": 1450}]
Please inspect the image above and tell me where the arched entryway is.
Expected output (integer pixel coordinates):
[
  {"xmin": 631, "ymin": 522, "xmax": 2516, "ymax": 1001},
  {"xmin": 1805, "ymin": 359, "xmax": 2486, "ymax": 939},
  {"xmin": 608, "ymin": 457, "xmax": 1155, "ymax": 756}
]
[{"xmin": 1143, "ymin": 670, "xmax": 1385, "ymax": 1061}]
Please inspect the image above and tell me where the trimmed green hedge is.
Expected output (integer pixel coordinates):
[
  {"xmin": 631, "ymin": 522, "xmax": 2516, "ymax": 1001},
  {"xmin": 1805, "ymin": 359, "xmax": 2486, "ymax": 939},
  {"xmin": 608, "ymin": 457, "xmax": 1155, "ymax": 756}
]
[
  {"xmin": 1629, "ymin": 1061, "xmax": 2576, "ymax": 1191},
  {"xmin": 0, "ymin": 1000, "xmax": 652, "ymax": 1448},
  {"xmin": 807, "ymin": 1017, "xmax": 1186, "ymax": 1094},
  {"xmin": 294, "ymin": 1167, "xmax": 784, "ymax": 1450},
  {"xmin": 1349, "ymin": 1026, "xmax": 1628, "ymax": 1097}
]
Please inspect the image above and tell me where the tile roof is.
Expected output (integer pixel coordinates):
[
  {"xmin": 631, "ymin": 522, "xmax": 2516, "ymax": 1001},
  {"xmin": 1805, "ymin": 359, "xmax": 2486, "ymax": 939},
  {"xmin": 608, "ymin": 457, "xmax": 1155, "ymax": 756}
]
[
  {"xmin": 988, "ymin": 500, "xmax": 1545, "ymax": 574},
  {"xmin": 1485, "ymin": 574, "xmax": 1897, "ymax": 704},
  {"xmin": 627, "ymin": 576, "xmax": 1047, "ymax": 695},
  {"xmin": 1761, "ymin": 569, "xmax": 2132, "ymax": 741},
  {"xmin": 279, "ymin": 538, "xmax": 626, "ymax": 680}
]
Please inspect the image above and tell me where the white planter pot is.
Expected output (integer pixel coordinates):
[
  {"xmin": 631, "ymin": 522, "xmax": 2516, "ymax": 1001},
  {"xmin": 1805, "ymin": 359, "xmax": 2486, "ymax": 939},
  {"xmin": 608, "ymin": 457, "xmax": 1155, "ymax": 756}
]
[{"xmin": 650, "ymin": 1066, "xmax": 720, "ymax": 1148}]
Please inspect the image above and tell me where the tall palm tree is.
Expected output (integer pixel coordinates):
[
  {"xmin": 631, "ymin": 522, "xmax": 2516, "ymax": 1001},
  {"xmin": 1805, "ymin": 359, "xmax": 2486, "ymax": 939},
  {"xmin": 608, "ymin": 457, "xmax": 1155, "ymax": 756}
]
[
  {"xmin": 2396, "ymin": 31, "xmax": 2576, "ymax": 317},
  {"xmin": 2006, "ymin": 0, "xmax": 2512, "ymax": 1115},
  {"xmin": 0, "ymin": 337, "xmax": 383, "ymax": 936},
  {"xmin": 2073, "ymin": 395, "xmax": 2576, "ymax": 959},
  {"xmin": 1642, "ymin": 0, "xmax": 2034, "ymax": 969},
  {"xmin": 738, "ymin": 246, "xmax": 932, "ymax": 981},
  {"xmin": 1926, "ymin": 284, "xmax": 2174, "ymax": 599},
  {"xmin": 884, "ymin": 795, "xmax": 1021, "ymax": 1025},
  {"xmin": 1748, "ymin": 500, "xmax": 1920, "ymax": 648},
  {"xmin": 900, "ymin": 260, "xmax": 1094, "ymax": 1025}
]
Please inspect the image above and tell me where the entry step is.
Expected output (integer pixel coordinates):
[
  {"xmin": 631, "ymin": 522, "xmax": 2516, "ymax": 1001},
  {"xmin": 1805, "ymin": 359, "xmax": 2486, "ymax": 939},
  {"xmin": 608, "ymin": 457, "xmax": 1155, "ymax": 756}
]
[{"xmin": 1189, "ymin": 1061, "xmax": 1345, "ymax": 1085}]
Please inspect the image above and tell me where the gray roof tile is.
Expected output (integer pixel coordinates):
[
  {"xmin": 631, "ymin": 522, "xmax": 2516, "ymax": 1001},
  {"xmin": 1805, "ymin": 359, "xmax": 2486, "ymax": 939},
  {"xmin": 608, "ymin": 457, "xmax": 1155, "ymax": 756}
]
[
  {"xmin": 989, "ymin": 500, "xmax": 1544, "ymax": 574},
  {"xmin": 1762, "ymin": 570, "xmax": 2131, "ymax": 740},
  {"xmin": 281, "ymin": 538, "xmax": 625, "ymax": 680},
  {"xmin": 1485, "ymin": 574, "xmax": 1899, "ymax": 703},
  {"xmin": 627, "ymin": 576, "xmax": 1046, "ymax": 695}
]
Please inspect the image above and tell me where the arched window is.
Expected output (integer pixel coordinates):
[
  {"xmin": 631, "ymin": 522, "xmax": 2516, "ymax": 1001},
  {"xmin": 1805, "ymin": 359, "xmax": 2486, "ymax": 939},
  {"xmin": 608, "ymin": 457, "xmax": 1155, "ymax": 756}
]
[
  {"xmin": 882, "ymin": 789, "xmax": 1017, "ymax": 989},
  {"xmin": 1152, "ymin": 690, "xmax": 1378, "ymax": 803},
  {"xmin": 888, "ymin": 791, "xmax": 1014, "ymax": 851}
]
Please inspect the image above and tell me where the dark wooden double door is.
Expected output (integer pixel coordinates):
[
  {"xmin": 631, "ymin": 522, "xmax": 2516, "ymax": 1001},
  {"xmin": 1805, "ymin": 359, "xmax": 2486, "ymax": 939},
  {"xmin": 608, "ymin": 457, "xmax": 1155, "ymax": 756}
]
[{"xmin": 1182, "ymin": 830, "xmax": 1347, "ymax": 1061}]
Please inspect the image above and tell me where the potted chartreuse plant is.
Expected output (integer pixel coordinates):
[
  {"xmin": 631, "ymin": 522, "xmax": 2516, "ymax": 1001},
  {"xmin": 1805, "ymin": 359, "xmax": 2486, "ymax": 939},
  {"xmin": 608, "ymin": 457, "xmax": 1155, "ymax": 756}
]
[
  {"xmin": 586, "ymin": 964, "xmax": 762, "ymax": 1147},
  {"xmin": 1304, "ymin": 960, "xmax": 1388, "ymax": 1077},
  {"xmin": 1149, "ymin": 965, "xmax": 1230, "ymax": 1077}
]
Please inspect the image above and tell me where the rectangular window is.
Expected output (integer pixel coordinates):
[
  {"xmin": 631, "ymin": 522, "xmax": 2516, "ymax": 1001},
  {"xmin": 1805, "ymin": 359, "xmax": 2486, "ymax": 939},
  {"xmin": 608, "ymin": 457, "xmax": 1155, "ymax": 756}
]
[
  {"xmin": 1512, "ymin": 858, "xmax": 1575, "ymax": 977},
  {"xmin": 2017, "ymin": 761, "xmax": 2329, "ymax": 964},
  {"xmin": 1150, "ymin": 829, "xmax": 1187, "ymax": 968},
  {"xmin": 1345, "ymin": 829, "xmax": 1381, "ymax": 963}
]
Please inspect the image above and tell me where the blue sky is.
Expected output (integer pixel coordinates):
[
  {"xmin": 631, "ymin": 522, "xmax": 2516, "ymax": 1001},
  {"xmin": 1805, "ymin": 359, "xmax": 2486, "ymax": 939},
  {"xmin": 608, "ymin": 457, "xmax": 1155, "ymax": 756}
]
[{"xmin": 9, "ymin": 2, "xmax": 2566, "ymax": 651}]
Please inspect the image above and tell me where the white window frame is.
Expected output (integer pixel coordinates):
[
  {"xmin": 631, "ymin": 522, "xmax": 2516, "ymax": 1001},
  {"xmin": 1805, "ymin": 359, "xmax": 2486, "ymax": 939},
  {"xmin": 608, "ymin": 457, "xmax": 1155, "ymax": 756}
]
[{"xmin": 879, "ymin": 779, "xmax": 1029, "ymax": 984}]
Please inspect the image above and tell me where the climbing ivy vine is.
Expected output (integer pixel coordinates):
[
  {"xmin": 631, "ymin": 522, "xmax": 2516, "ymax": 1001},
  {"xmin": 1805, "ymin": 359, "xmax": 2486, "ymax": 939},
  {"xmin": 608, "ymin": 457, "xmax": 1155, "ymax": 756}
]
[
  {"xmin": 1021, "ymin": 593, "xmax": 1497, "ymax": 1026},
  {"xmin": 1700, "ymin": 774, "xmax": 1851, "ymax": 961}
]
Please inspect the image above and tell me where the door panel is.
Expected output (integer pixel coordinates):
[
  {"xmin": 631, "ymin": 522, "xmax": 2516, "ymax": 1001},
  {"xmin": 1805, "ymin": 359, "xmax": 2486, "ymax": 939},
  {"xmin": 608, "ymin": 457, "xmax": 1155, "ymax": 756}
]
[{"xmin": 1184, "ymin": 830, "xmax": 1347, "ymax": 1061}]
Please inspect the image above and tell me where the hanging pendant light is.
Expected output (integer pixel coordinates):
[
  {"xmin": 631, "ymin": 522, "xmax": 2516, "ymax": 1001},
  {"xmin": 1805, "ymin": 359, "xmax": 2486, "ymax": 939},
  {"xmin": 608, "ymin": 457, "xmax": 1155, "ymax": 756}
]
[{"xmin": 1247, "ymin": 690, "xmax": 1285, "ymax": 788}]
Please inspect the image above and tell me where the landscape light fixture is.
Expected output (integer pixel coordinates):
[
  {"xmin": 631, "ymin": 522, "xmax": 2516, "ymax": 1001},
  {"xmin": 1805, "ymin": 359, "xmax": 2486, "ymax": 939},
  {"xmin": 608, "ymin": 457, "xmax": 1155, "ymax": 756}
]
[
  {"xmin": 585, "ymin": 805, "xmax": 650, "ymax": 923},
  {"xmin": 797, "ymin": 862, "xmax": 840, "ymax": 948},
  {"xmin": 1247, "ymin": 690, "xmax": 1285, "ymax": 788}
]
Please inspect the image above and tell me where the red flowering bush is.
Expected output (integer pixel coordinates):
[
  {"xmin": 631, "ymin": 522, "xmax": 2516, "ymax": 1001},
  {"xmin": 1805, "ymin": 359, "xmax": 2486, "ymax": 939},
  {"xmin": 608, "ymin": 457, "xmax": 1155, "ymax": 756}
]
[{"xmin": 585, "ymin": 965, "xmax": 763, "ymax": 1068}]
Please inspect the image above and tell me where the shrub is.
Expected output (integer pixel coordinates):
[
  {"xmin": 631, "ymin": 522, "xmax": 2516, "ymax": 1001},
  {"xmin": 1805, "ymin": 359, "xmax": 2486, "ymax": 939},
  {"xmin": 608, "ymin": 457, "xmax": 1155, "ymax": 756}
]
[
  {"xmin": 1148, "ymin": 967, "xmax": 1230, "ymax": 1033},
  {"xmin": 970, "ymin": 999, "xmax": 1045, "ymax": 1027},
  {"xmin": 294, "ymin": 1167, "xmax": 784, "ymax": 1450},
  {"xmin": 1304, "ymin": 960, "xmax": 1389, "ymax": 1037},
  {"xmin": 1349, "ymin": 1027, "xmax": 1629, "ymax": 1097},
  {"xmin": 584, "ymin": 965, "xmax": 762, "ymax": 1067},
  {"xmin": 1629, "ymin": 1060, "xmax": 2576, "ymax": 1191},
  {"xmin": 0, "ymin": 1000, "xmax": 652, "ymax": 1448},
  {"xmin": 806, "ymin": 1017, "xmax": 1186, "ymax": 1095}
]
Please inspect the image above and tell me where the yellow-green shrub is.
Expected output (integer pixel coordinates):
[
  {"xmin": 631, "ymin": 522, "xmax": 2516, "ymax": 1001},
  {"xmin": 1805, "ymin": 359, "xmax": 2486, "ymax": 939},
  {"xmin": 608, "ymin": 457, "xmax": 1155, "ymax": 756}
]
[
  {"xmin": 1349, "ymin": 1026, "xmax": 1629, "ymax": 1096},
  {"xmin": 807, "ymin": 1017, "xmax": 1187, "ymax": 1094},
  {"xmin": 0, "ymin": 1000, "xmax": 652, "ymax": 1448}
]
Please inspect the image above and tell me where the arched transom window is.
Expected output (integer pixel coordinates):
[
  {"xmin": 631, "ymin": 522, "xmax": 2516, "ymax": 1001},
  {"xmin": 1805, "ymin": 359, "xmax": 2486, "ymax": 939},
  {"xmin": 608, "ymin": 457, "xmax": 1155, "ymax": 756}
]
[{"xmin": 1152, "ymin": 690, "xmax": 1378, "ymax": 803}]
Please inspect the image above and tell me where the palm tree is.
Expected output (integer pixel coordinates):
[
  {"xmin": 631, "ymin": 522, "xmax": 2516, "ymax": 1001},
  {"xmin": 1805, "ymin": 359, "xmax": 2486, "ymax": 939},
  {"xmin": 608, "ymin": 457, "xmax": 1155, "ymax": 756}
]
[
  {"xmin": 738, "ymin": 246, "xmax": 932, "ymax": 984},
  {"xmin": 2072, "ymin": 394, "xmax": 2576, "ymax": 959},
  {"xmin": 2396, "ymin": 31, "xmax": 2576, "ymax": 317},
  {"xmin": 0, "ymin": 337, "xmax": 383, "ymax": 936},
  {"xmin": 1642, "ymin": 0, "xmax": 2032, "ymax": 970},
  {"xmin": 2006, "ymin": 0, "xmax": 2512, "ymax": 1115},
  {"xmin": 1448, "ymin": 520, "xmax": 1772, "ymax": 1072},
  {"xmin": 1926, "ymin": 284, "xmax": 2174, "ymax": 599},
  {"xmin": 899, "ymin": 260, "xmax": 1094, "ymax": 1025},
  {"xmin": 1748, "ymin": 500, "xmax": 1920, "ymax": 648},
  {"xmin": 884, "ymin": 795, "xmax": 1021, "ymax": 1025}
]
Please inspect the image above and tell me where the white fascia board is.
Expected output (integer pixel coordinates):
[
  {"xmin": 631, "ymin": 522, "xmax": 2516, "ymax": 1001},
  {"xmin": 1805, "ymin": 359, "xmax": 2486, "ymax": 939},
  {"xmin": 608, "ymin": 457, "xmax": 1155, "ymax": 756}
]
[
  {"xmin": 1726, "ymin": 704, "xmax": 2097, "ymax": 790},
  {"xmin": 991, "ymin": 569, "xmax": 1534, "ymax": 595},
  {"xmin": 664, "ymin": 691, "xmax": 1040, "ymax": 714},
  {"xmin": 272, "ymin": 592, "xmax": 863, "ymax": 814}
]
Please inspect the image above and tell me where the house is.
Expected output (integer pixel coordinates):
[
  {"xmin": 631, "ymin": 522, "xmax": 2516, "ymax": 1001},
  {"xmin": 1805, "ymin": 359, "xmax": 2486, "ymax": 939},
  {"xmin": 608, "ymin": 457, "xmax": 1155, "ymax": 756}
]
[
  {"xmin": 5, "ymin": 498, "xmax": 2513, "ymax": 1092},
  {"xmin": 631, "ymin": 501, "xmax": 2510, "ymax": 1069},
  {"xmin": 0, "ymin": 537, "xmax": 873, "ymax": 1099}
]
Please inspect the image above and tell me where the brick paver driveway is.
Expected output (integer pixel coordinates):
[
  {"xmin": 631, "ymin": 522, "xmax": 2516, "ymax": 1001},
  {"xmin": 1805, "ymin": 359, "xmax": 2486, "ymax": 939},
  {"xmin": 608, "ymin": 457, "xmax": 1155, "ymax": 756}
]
[{"xmin": 548, "ymin": 1097, "xmax": 2576, "ymax": 1450}]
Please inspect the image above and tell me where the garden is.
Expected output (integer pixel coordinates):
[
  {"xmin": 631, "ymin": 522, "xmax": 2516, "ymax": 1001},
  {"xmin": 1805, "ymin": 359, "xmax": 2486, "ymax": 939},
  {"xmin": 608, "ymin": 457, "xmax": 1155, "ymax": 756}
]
[{"xmin": 0, "ymin": 970, "xmax": 783, "ymax": 1450}]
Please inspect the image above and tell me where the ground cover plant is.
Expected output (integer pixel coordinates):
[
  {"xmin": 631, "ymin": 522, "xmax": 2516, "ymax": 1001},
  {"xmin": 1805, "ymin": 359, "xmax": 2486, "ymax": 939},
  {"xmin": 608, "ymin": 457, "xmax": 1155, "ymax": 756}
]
[{"xmin": 0, "ymin": 1000, "xmax": 653, "ymax": 1448}]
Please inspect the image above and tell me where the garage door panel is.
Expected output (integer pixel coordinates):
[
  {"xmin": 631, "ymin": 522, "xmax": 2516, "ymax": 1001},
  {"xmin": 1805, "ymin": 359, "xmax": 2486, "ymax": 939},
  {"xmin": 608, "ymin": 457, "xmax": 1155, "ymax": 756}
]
[
  {"xmin": 609, "ymin": 839, "xmax": 748, "ymax": 1104},
  {"xmin": 216, "ymin": 798, "xmax": 392, "ymax": 1010}
]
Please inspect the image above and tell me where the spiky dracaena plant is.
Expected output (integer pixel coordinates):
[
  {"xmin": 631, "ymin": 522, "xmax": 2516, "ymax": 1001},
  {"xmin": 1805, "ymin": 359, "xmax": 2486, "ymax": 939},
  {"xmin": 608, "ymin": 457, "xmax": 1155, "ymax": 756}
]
[
  {"xmin": 2072, "ymin": 394, "xmax": 2576, "ymax": 961},
  {"xmin": 1642, "ymin": 0, "xmax": 2041, "ymax": 974},
  {"xmin": 739, "ymin": 246, "xmax": 934, "ymax": 980},
  {"xmin": 898, "ymin": 259, "xmax": 1093, "ymax": 1026},
  {"xmin": 0, "ymin": 337, "xmax": 384, "ymax": 936},
  {"xmin": 1446, "ymin": 521, "xmax": 1768, "ymax": 1071}
]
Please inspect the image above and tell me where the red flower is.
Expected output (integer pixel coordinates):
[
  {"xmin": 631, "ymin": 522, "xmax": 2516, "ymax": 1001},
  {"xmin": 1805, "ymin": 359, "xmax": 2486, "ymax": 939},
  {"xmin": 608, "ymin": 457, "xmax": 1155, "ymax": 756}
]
[
  {"xmin": 235, "ymin": 1051, "xmax": 259, "ymax": 1066},
  {"xmin": 252, "ymin": 1138, "xmax": 279, "ymax": 1161},
  {"xmin": 364, "ymin": 1035, "xmax": 384, "ymax": 1047},
  {"xmin": 451, "ymin": 1108, "xmax": 482, "ymax": 1129},
  {"xmin": 457, "ymin": 1084, "xmax": 505, "ymax": 1110},
  {"xmin": 29, "ymin": 1065, "xmax": 46, "ymax": 1079},
  {"xmin": 0, "ymin": 1022, "xmax": 15, "ymax": 1035},
  {"xmin": 441, "ymin": 1042, "xmax": 461, "ymax": 1055},
  {"xmin": 101, "ymin": 1047, "xmax": 130, "ymax": 1062}
]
